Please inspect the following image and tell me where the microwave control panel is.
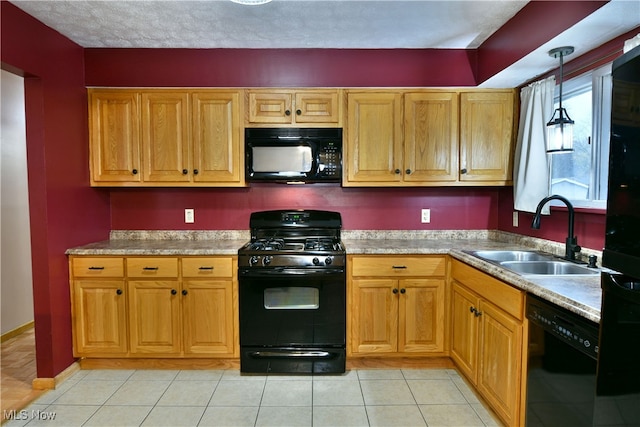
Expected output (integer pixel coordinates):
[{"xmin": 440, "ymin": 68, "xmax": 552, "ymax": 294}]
[{"xmin": 318, "ymin": 143, "xmax": 341, "ymax": 178}]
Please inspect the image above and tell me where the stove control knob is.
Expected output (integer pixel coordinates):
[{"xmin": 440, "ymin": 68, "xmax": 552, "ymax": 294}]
[
  {"xmin": 249, "ymin": 256, "xmax": 260, "ymax": 266},
  {"xmin": 312, "ymin": 257, "xmax": 321, "ymax": 266},
  {"xmin": 263, "ymin": 256, "xmax": 272, "ymax": 266},
  {"xmin": 325, "ymin": 257, "xmax": 333, "ymax": 265}
]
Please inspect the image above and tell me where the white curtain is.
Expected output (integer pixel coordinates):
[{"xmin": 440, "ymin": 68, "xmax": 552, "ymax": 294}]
[{"xmin": 513, "ymin": 76, "xmax": 555, "ymax": 214}]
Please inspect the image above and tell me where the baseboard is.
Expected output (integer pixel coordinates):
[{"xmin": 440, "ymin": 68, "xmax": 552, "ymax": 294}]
[
  {"xmin": 1, "ymin": 320, "xmax": 34, "ymax": 343},
  {"xmin": 32, "ymin": 361, "xmax": 81, "ymax": 390}
]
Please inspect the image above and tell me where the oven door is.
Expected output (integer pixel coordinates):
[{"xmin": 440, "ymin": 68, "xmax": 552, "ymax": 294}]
[{"xmin": 238, "ymin": 267, "xmax": 346, "ymax": 373}]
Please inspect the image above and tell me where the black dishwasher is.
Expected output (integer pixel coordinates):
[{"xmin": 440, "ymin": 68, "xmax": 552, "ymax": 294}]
[{"xmin": 526, "ymin": 294, "xmax": 599, "ymax": 427}]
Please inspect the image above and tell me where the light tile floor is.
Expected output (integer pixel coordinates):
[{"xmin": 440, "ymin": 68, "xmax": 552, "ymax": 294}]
[{"xmin": 2, "ymin": 368, "xmax": 502, "ymax": 426}]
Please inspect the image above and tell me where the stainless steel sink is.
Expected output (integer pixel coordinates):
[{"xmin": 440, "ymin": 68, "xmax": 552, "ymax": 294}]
[
  {"xmin": 466, "ymin": 249, "xmax": 600, "ymax": 276},
  {"xmin": 499, "ymin": 260, "xmax": 599, "ymax": 276},
  {"xmin": 471, "ymin": 250, "xmax": 551, "ymax": 263}
]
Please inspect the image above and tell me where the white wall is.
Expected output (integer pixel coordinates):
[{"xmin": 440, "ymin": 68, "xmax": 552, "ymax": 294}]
[{"xmin": 1, "ymin": 69, "xmax": 34, "ymax": 334}]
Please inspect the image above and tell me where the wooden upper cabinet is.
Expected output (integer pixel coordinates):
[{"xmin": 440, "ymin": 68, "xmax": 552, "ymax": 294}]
[
  {"xmin": 460, "ymin": 91, "xmax": 515, "ymax": 184},
  {"xmin": 345, "ymin": 92, "xmax": 403, "ymax": 183},
  {"xmin": 89, "ymin": 90, "xmax": 141, "ymax": 184},
  {"xmin": 247, "ymin": 89, "xmax": 341, "ymax": 125},
  {"xmin": 88, "ymin": 89, "xmax": 244, "ymax": 187},
  {"xmin": 404, "ymin": 92, "xmax": 459, "ymax": 182},
  {"xmin": 141, "ymin": 92, "xmax": 191, "ymax": 183},
  {"xmin": 192, "ymin": 91, "xmax": 243, "ymax": 184}
]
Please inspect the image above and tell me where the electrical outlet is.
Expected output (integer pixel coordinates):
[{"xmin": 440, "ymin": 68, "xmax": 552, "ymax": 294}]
[
  {"xmin": 185, "ymin": 208, "xmax": 195, "ymax": 224},
  {"xmin": 421, "ymin": 209, "xmax": 431, "ymax": 224},
  {"xmin": 513, "ymin": 211, "xmax": 519, "ymax": 227}
]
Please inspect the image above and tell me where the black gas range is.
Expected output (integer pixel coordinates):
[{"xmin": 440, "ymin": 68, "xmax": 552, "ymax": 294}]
[{"xmin": 238, "ymin": 210, "xmax": 346, "ymax": 374}]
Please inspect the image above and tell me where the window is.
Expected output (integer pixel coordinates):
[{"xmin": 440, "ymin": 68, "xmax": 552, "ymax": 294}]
[{"xmin": 549, "ymin": 64, "xmax": 612, "ymax": 209}]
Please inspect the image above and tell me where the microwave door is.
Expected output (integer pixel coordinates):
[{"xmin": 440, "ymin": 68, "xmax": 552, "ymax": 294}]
[{"xmin": 251, "ymin": 146, "xmax": 313, "ymax": 176}]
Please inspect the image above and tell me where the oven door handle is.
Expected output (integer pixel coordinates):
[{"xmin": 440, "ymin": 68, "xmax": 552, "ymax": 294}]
[
  {"xmin": 250, "ymin": 350, "xmax": 332, "ymax": 358},
  {"xmin": 239, "ymin": 267, "xmax": 344, "ymax": 277}
]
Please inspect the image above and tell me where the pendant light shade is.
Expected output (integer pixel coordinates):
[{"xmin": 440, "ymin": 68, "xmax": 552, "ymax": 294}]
[{"xmin": 546, "ymin": 46, "xmax": 575, "ymax": 153}]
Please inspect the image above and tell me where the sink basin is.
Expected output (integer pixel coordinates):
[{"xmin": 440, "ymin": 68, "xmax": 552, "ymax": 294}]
[
  {"xmin": 499, "ymin": 261, "xmax": 599, "ymax": 276},
  {"xmin": 471, "ymin": 250, "xmax": 551, "ymax": 263}
]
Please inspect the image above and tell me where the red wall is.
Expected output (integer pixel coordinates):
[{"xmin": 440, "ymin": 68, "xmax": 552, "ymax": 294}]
[
  {"xmin": 497, "ymin": 188, "xmax": 606, "ymax": 252},
  {"xmin": 1, "ymin": 2, "xmax": 111, "ymax": 378},
  {"xmin": 110, "ymin": 186, "xmax": 500, "ymax": 230}
]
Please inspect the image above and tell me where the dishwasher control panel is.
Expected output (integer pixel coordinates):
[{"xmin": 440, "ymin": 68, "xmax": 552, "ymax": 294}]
[{"xmin": 526, "ymin": 294, "xmax": 599, "ymax": 360}]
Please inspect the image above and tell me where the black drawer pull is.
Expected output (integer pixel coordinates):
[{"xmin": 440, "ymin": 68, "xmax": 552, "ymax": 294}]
[
  {"xmin": 171, "ymin": 289, "xmax": 177, "ymax": 295},
  {"xmin": 88, "ymin": 266, "xmax": 105, "ymax": 270},
  {"xmin": 143, "ymin": 266, "xmax": 159, "ymax": 271},
  {"xmin": 199, "ymin": 266, "xmax": 214, "ymax": 270},
  {"xmin": 392, "ymin": 265, "xmax": 407, "ymax": 269},
  {"xmin": 116, "ymin": 289, "xmax": 123, "ymax": 295},
  {"xmin": 182, "ymin": 289, "xmax": 188, "ymax": 296}
]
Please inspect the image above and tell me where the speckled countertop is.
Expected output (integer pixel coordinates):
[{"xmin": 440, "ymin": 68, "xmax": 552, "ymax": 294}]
[{"xmin": 67, "ymin": 229, "xmax": 606, "ymax": 323}]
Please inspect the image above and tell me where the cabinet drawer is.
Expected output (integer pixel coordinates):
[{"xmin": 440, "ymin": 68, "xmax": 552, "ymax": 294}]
[
  {"xmin": 351, "ymin": 256, "xmax": 445, "ymax": 277},
  {"xmin": 450, "ymin": 259, "xmax": 524, "ymax": 320},
  {"xmin": 72, "ymin": 257, "xmax": 124, "ymax": 278},
  {"xmin": 126, "ymin": 257, "xmax": 179, "ymax": 278},
  {"xmin": 182, "ymin": 257, "xmax": 233, "ymax": 278}
]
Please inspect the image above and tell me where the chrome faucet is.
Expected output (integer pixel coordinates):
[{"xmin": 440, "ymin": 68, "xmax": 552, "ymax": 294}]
[{"xmin": 531, "ymin": 195, "xmax": 582, "ymax": 261}]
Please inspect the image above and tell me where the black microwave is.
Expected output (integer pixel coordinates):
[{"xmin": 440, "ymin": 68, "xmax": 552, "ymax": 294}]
[{"xmin": 245, "ymin": 128, "xmax": 343, "ymax": 183}]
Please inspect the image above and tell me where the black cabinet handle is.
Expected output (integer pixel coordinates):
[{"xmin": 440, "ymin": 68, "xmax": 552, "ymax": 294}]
[
  {"xmin": 406, "ymin": 169, "xmax": 411, "ymax": 175},
  {"xmin": 400, "ymin": 288, "xmax": 406, "ymax": 294},
  {"xmin": 132, "ymin": 169, "xmax": 138, "ymax": 175},
  {"xmin": 88, "ymin": 266, "xmax": 105, "ymax": 270},
  {"xmin": 461, "ymin": 168, "xmax": 468, "ymax": 174},
  {"xmin": 199, "ymin": 266, "xmax": 214, "ymax": 270},
  {"xmin": 182, "ymin": 289, "xmax": 188, "ymax": 296},
  {"xmin": 393, "ymin": 288, "xmax": 399, "ymax": 294},
  {"xmin": 285, "ymin": 109, "xmax": 291, "ymax": 116},
  {"xmin": 116, "ymin": 289, "xmax": 123, "ymax": 295},
  {"xmin": 470, "ymin": 306, "xmax": 476, "ymax": 314},
  {"xmin": 193, "ymin": 169, "xmax": 199, "ymax": 175},
  {"xmin": 171, "ymin": 289, "xmax": 177, "ymax": 295},
  {"xmin": 392, "ymin": 265, "xmax": 407, "ymax": 269},
  {"xmin": 296, "ymin": 109, "xmax": 302, "ymax": 115},
  {"xmin": 394, "ymin": 169, "xmax": 401, "ymax": 174},
  {"xmin": 182, "ymin": 169, "xmax": 188, "ymax": 175},
  {"xmin": 143, "ymin": 267, "xmax": 159, "ymax": 271},
  {"xmin": 474, "ymin": 310, "xmax": 482, "ymax": 317}
]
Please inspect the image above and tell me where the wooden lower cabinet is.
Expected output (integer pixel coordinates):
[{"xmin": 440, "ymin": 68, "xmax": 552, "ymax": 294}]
[
  {"xmin": 349, "ymin": 255, "xmax": 446, "ymax": 356},
  {"xmin": 450, "ymin": 259, "xmax": 525, "ymax": 427},
  {"xmin": 128, "ymin": 279, "xmax": 182, "ymax": 355},
  {"xmin": 72, "ymin": 279, "xmax": 128, "ymax": 356},
  {"xmin": 69, "ymin": 255, "xmax": 238, "ymax": 358}
]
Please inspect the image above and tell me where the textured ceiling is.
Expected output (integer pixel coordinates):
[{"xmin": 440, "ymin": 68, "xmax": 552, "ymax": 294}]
[
  {"xmin": 10, "ymin": 0, "xmax": 529, "ymax": 49},
  {"xmin": 9, "ymin": 0, "xmax": 640, "ymax": 87}
]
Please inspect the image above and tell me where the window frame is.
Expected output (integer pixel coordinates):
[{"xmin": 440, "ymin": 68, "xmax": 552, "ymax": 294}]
[{"xmin": 548, "ymin": 63, "xmax": 612, "ymax": 211}]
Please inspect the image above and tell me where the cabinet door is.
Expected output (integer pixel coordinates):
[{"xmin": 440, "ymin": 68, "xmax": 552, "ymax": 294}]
[
  {"xmin": 398, "ymin": 278, "xmax": 445, "ymax": 353},
  {"xmin": 345, "ymin": 92, "xmax": 403, "ymax": 184},
  {"xmin": 73, "ymin": 280, "xmax": 128, "ymax": 356},
  {"xmin": 450, "ymin": 282, "xmax": 479, "ymax": 382},
  {"xmin": 351, "ymin": 279, "xmax": 398, "ymax": 354},
  {"xmin": 141, "ymin": 92, "xmax": 190, "ymax": 182},
  {"xmin": 477, "ymin": 299, "xmax": 523, "ymax": 426},
  {"xmin": 294, "ymin": 91, "xmax": 340, "ymax": 123},
  {"xmin": 128, "ymin": 280, "xmax": 181, "ymax": 354},
  {"xmin": 182, "ymin": 280, "xmax": 235, "ymax": 356},
  {"xmin": 192, "ymin": 91, "xmax": 242, "ymax": 183},
  {"xmin": 248, "ymin": 91, "xmax": 293, "ymax": 124},
  {"xmin": 89, "ymin": 90, "xmax": 141, "ymax": 184},
  {"xmin": 460, "ymin": 92, "xmax": 514, "ymax": 183},
  {"xmin": 404, "ymin": 92, "xmax": 459, "ymax": 182}
]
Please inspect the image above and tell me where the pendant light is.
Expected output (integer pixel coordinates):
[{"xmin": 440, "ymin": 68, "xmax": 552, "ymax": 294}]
[{"xmin": 546, "ymin": 46, "xmax": 575, "ymax": 153}]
